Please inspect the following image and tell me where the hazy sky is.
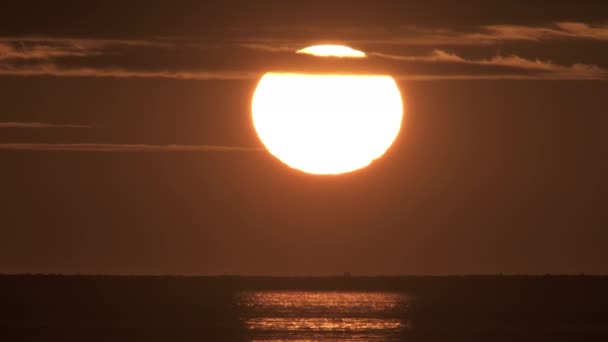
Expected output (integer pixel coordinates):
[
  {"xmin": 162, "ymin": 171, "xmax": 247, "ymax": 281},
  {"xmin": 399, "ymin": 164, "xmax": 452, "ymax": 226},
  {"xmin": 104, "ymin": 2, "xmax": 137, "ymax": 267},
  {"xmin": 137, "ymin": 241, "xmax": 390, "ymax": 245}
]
[{"xmin": 1, "ymin": 1, "xmax": 607, "ymax": 275}]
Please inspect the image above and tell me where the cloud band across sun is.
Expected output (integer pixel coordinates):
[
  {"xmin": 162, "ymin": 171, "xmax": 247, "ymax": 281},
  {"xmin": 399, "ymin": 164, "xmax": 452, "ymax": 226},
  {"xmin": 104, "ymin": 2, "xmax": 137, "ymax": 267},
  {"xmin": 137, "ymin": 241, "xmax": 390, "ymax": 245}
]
[{"xmin": 0, "ymin": 22, "xmax": 607, "ymax": 81}]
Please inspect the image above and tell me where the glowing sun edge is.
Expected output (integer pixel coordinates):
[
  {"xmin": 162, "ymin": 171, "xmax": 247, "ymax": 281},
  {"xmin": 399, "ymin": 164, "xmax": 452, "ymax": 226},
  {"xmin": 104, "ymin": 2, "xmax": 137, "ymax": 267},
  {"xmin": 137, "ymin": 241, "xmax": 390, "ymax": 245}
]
[{"xmin": 296, "ymin": 45, "xmax": 367, "ymax": 58}]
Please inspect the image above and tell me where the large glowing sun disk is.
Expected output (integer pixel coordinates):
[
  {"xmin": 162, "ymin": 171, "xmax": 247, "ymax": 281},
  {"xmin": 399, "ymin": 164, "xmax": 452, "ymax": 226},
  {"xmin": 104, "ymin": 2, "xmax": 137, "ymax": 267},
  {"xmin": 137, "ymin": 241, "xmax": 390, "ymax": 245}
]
[{"xmin": 252, "ymin": 73, "xmax": 403, "ymax": 174}]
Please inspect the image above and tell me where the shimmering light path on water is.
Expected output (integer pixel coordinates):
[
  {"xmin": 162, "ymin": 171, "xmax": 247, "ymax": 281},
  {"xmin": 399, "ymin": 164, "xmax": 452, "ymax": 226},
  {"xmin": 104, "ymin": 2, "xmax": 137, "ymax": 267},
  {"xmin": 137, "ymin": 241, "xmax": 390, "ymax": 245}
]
[{"xmin": 237, "ymin": 291, "xmax": 410, "ymax": 341}]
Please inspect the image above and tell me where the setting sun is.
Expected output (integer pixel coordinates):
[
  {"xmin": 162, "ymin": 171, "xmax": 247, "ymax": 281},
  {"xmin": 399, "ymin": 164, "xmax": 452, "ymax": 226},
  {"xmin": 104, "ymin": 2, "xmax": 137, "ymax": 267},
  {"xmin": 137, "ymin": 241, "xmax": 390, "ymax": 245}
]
[{"xmin": 252, "ymin": 62, "xmax": 403, "ymax": 174}]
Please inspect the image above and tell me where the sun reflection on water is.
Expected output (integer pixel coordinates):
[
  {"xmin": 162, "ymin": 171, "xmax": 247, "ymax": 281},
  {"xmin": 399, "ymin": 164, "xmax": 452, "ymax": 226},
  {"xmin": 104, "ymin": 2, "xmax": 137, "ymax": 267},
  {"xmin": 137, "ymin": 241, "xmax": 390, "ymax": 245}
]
[{"xmin": 237, "ymin": 291, "xmax": 410, "ymax": 341}]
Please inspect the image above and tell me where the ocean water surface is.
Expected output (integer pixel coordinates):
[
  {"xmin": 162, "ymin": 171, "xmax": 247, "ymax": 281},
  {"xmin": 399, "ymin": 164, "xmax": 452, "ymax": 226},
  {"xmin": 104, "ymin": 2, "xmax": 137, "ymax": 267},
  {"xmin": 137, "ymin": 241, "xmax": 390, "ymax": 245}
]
[{"xmin": 237, "ymin": 291, "xmax": 410, "ymax": 341}]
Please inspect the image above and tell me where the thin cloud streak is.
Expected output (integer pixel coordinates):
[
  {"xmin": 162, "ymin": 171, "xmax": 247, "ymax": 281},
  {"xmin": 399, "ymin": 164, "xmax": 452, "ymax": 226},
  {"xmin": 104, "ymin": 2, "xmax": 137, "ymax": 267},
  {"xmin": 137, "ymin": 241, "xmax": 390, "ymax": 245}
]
[
  {"xmin": 0, "ymin": 64, "xmax": 259, "ymax": 80},
  {"xmin": 0, "ymin": 42, "xmax": 96, "ymax": 61},
  {"xmin": 0, "ymin": 122, "xmax": 94, "ymax": 128},
  {"xmin": 372, "ymin": 50, "xmax": 608, "ymax": 80},
  {"xmin": 0, "ymin": 37, "xmax": 173, "ymax": 46},
  {"xmin": 466, "ymin": 22, "xmax": 608, "ymax": 43},
  {"xmin": 237, "ymin": 22, "xmax": 608, "ymax": 47},
  {"xmin": 1, "ymin": 63, "xmax": 603, "ymax": 81},
  {"xmin": 0, "ymin": 37, "xmax": 173, "ymax": 61},
  {"xmin": 0, "ymin": 143, "xmax": 263, "ymax": 152},
  {"xmin": 387, "ymin": 22, "xmax": 608, "ymax": 45},
  {"xmin": 238, "ymin": 43, "xmax": 297, "ymax": 53},
  {"xmin": 1, "ymin": 30, "xmax": 606, "ymax": 81},
  {"xmin": 395, "ymin": 74, "xmax": 606, "ymax": 81},
  {"xmin": 1, "ymin": 22, "xmax": 606, "ymax": 63}
]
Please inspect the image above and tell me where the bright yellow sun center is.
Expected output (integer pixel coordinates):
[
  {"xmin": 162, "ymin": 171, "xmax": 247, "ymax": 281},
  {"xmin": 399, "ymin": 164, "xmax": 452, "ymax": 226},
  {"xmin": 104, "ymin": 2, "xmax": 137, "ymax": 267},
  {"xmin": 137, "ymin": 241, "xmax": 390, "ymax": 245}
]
[{"xmin": 252, "ymin": 71, "xmax": 403, "ymax": 175}]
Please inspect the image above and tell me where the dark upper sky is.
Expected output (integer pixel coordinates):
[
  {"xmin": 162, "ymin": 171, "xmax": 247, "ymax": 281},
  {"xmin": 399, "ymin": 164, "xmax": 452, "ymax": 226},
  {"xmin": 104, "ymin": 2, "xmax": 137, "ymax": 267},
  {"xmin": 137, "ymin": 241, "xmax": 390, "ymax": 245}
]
[{"xmin": 1, "ymin": 1, "xmax": 607, "ymax": 275}]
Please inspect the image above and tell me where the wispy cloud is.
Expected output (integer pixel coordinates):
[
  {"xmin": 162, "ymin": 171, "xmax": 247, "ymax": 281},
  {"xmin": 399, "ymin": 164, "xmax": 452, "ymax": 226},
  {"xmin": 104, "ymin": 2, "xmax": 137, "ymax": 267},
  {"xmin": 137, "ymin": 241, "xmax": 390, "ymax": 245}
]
[
  {"xmin": 238, "ymin": 43, "xmax": 297, "ymax": 53},
  {"xmin": 395, "ymin": 74, "xmax": 604, "ymax": 81},
  {"xmin": 463, "ymin": 22, "xmax": 608, "ymax": 44},
  {"xmin": 1, "ymin": 22, "xmax": 607, "ymax": 82},
  {"xmin": 0, "ymin": 121, "xmax": 94, "ymax": 128},
  {"xmin": 1, "ymin": 60, "xmax": 603, "ymax": 81},
  {"xmin": 0, "ymin": 42, "xmax": 96, "ymax": 61},
  {"xmin": 0, "ymin": 64, "xmax": 259, "ymax": 80},
  {"xmin": 0, "ymin": 37, "xmax": 172, "ymax": 61},
  {"xmin": 6, "ymin": 21, "xmax": 603, "ymax": 62},
  {"xmin": 0, "ymin": 37, "xmax": 259, "ymax": 80},
  {"xmin": 0, "ymin": 37, "xmax": 172, "ymax": 46},
  {"xmin": 237, "ymin": 22, "xmax": 608, "ymax": 47},
  {"xmin": 371, "ymin": 50, "xmax": 608, "ymax": 80},
  {"xmin": 0, "ymin": 143, "xmax": 263, "ymax": 152}
]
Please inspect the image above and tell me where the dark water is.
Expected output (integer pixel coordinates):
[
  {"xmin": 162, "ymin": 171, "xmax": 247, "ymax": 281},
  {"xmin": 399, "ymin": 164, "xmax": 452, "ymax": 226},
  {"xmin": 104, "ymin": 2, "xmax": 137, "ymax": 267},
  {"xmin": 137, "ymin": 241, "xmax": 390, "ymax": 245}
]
[
  {"xmin": 2, "ymin": 275, "xmax": 608, "ymax": 341},
  {"xmin": 237, "ymin": 291, "xmax": 409, "ymax": 340}
]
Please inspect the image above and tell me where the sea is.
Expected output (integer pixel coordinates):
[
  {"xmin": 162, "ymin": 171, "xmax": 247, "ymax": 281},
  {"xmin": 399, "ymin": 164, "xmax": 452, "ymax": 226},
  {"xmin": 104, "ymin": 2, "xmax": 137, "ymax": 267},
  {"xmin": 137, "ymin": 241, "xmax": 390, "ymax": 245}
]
[
  {"xmin": 2, "ymin": 275, "xmax": 608, "ymax": 341},
  {"xmin": 237, "ymin": 291, "xmax": 409, "ymax": 341}
]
